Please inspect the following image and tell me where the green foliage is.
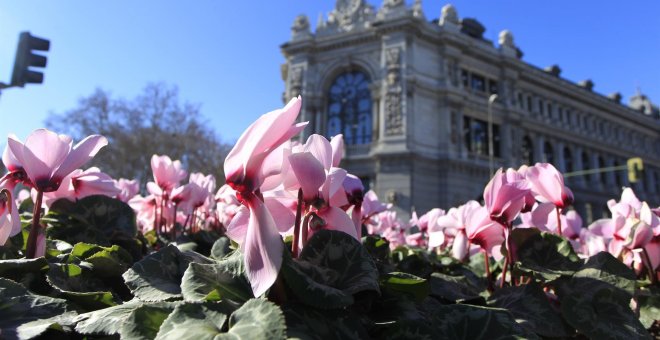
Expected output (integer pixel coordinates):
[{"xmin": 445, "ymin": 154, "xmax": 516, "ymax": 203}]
[
  {"xmin": 0, "ymin": 194, "xmax": 655, "ymax": 339},
  {"xmin": 123, "ymin": 244, "xmax": 213, "ymax": 301}
]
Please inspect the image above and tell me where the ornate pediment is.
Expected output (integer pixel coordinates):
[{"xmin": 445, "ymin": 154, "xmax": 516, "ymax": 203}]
[{"xmin": 319, "ymin": 0, "xmax": 375, "ymax": 35}]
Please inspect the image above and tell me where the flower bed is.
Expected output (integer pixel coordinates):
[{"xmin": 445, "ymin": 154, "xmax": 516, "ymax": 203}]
[{"xmin": 0, "ymin": 97, "xmax": 657, "ymax": 339}]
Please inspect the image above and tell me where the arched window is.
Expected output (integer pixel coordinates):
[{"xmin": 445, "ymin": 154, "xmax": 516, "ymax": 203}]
[
  {"xmin": 563, "ymin": 147, "xmax": 573, "ymax": 173},
  {"xmin": 327, "ymin": 71, "xmax": 372, "ymax": 145},
  {"xmin": 522, "ymin": 136, "xmax": 533, "ymax": 165},
  {"xmin": 543, "ymin": 141, "xmax": 554, "ymax": 164}
]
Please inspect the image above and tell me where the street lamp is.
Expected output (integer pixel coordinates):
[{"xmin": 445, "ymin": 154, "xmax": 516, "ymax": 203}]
[{"xmin": 488, "ymin": 94, "xmax": 498, "ymax": 176}]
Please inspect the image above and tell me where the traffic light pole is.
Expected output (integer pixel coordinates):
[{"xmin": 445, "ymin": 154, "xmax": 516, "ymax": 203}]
[{"xmin": 563, "ymin": 157, "xmax": 644, "ymax": 183}]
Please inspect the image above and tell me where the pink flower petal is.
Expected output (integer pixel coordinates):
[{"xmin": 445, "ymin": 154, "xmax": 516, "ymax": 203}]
[
  {"xmin": 53, "ymin": 134, "xmax": 108, "ymax": 183},
  {"xmin": 304, "ymin": 134, "xmax": 333, "ymax": 171},
  {"xmin": 288, "ymin": 152, "xmax": 326, "ymax": 201},
  {"xmin": 244, "ymin": 195, "xmax": 284, "ymax": 297},
  {"xmin": 317, "ymin": 206, "xmax": 358, "ymax": 240}
]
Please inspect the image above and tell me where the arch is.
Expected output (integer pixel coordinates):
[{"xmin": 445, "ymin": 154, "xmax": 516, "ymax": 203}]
[{"xmin": 326, "ymin": 71, "xmax": 373, "ymax": 145}]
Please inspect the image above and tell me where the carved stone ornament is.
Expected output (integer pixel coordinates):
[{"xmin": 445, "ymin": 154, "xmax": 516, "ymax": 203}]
[
  {"xmin": 292, "ymin": 15, "xmax": 310, "ymax": 32},
  {"xmin": 440, "ymin": 4, "xmax": 459, "ymax": 25},
  {"xmin": 326, "ymin": 0, "xmax": 374, "ymax": 32},
  {"xmin": 290, "ymin": 67, "xmax": 303, "ymax": 99},
  {"xmin": 498, "ymin": 30, "xmax": 515, "ymax": 48},
  {"xmin": 385, "ymin": 47, "xmax": 403, "ymax": 136}
]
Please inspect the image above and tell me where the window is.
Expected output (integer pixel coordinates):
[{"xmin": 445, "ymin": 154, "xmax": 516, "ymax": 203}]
[
  {"xmin": 527, "ymin": 96, "xmax": 533, "ymax": 112},
  {"xmin": 547, "ymin": 103, "xmax": 553, "ymax": 118},
  {"xmin": 522, "ymin": 136, "xmax": 534, "ymax": 165},
  {"xmin": 518, "ymin": 93, "xmax": 524, "ymax": 108},
  {"xmin": 463, "ymin": 116, "xmax": 500, "ymax": 157},
  {"xmin": 563, "ymin": 147, "xmax": 573, "ymax": 172},
  {"xmin": 327, "ymin": 71, "xmax": 372, "ymax": 145},
  {"xmin": 488, "ymin": 80, "xmax": 498, "ymax": 95},
  {"xmin": 471, "ymin": 74, "xmax": 485, "ymax": 92},
  {"xmin": 461, "ymin": 69, "xmax": 469, "ymax": 87},
  {"xmin": 543, "ymin": 141, "xmax": 554, "ymax": 164}
]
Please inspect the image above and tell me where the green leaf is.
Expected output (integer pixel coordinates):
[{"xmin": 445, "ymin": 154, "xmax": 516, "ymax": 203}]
[
  {"xmin": 216, "ymin": 298, "xmax": 285, "ymax": 340},
  {"xmin": 180, "ymin": 250, "xmax": 252, "ymax": 304},
  {"xmin": 47, "ymin": 195, "xmax": 142, "ymax": 260},
  {"xmin": 429, "ymin": 272, "xmax": 486, "ymax": 303},
  {"xmin": 210, "ymin": 236, "xmax": 232, "ymax": 260},
  {"xmin": 281, "ymin": 254, "xmax": 355, "ymax": 309},
  {"xmin": 283, "ymin": 302, "xmax": 370, "ymax": 340},
  {"xmin": 74, "ymin": 299, "xmax": 144, "ymax": 335},
  {"xmin": 380, "ymin": 272, "xmax": 429, "ymax": 302},
  {"xmin": 0, "ymin": 258, "xmax": 48, "ymax": 279},
  {"xmin": 637, "ymin": 287, "xmax": 660, "ymax": 329},
  {"xmin": 570, "ymin": 251, "xmax": 636, "ymax": 300},
  {"xmin": 45, "ymin": 239, "xmax": 73, "ymax": 258},
  {"xmin": 120, "ymin": 303, "xmax": 178, "ymax": 340},
  {"xmin": 0, "ymin": 278, "xmax": 71, "ymax": 339},
  {"xmin": 488, "ymin": 283, "xmax": 572, "ymax": 337},
  {"xmin": 561, "ymin": 286, "xmax": 651, "ymax": 339},
  {"xmin": 123, "ymin": 244, "xmax": 213, "ymax": 301},
  {"xmin": 70, "ymin": 242, "xmax": 134, "ymax": 277},
  {"xmin": 15, "ymin": 311, "xmax": 77, "ymax": 340},
  {"xmin": 0, "ymin": 258, "xmax": 50, "ymax": 293},
  {"xmin": 299, "ymin": 229, "xmax": 380, "ymax": 296},
  {"xmin": 430, "ymin": 304, "xmax": 538, "ymax": 339},
  {"xmin": 50, "ymin": 195, "xmax": 137, "ymax": 237},
  {"xmin": 516, "ymin": 232, "xmax": 581, "ymax": 280},
  {"xmin": 46, "ymin": 263, "xmax": 117, "ymax": 311},
  {"xmin": 154, "ymin": 302, "xmax": 231, "ymax": 339},
  {"xmin": 362, "ymin": 235, "xmax": 390, "ymax": 262}
]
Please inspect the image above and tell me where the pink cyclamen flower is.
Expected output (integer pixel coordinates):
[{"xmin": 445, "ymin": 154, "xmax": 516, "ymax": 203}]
[
  {"xmin": 526, "ymin": 163, "xmax": 573, "ymax": 209},
  {"xmin": 483, "ymin": 168, "xmax": 529, "ymax": 225},
  {"xmin": 115, "ymin": 178, "xmax": 140, "ymax": 203},
  {"xmin": 149, "ymin": 155, "xmax": 187, "ymax": 195},
  {"xmin": 7, "ymin": 129, "xmax": 108, "ymax": 192},
  {"xmin": 0, "ymin": 189, "xmax": 20, "ymax": 246},
  {"xmin": 43, "ymin": 167, "xmax": 120, "ymax": 205},
  {"xmin": 224, "ymin": 96, "xmax": 307, "ymax": 297}
]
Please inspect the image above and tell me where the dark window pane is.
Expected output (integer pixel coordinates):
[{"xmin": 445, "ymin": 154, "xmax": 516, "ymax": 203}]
[
  {"xmin": 471, "ymin": 74, "xmax": 485, "ymax": 92},
  {"xmin": 327, "ymin": 71, "xmax": 372, "ymax": 145},
  {"xmin": 522, "ymin": 136, "xmax": 533, "ymax": 165}
]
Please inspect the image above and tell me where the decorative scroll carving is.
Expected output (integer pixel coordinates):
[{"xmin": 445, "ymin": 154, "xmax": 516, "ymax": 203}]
[{"xmin": 385, "ymin": 48, "xmax": 403, "ymax": 136}]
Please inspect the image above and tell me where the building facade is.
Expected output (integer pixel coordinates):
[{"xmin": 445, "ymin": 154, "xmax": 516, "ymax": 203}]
[{"xmin": 280, "ymin": 0, "xmax": 660, "ymax": 222}]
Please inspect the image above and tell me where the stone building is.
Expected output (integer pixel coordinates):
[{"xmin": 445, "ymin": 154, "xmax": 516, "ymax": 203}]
[{"xmin": 280, "ymin": 0, "xmax": 660, "ymax": 222}]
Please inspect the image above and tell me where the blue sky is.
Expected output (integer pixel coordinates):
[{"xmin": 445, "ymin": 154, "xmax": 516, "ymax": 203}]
[{"xmin": 1, "ymin": 1, "xmax": 658, "ymax": 145}]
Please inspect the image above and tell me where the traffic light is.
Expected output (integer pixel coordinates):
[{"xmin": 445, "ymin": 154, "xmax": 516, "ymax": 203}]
[
  {"xmin": 627, "ymin": 157, "xmax": 643, "ymax": 183},
  {"xmin": 10, "ymin": 31, "xmax": 50, "ymax": 87}
]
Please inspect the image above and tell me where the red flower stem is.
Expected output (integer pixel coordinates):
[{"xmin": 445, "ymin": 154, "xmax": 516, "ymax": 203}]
[
  {"xmin": 171, "ymin": 203, "xmax": 178, "ymax": 240},
  {"xmin": 556, "ymin": 207, "xmax": 562, "ymax": 236},
  {"xmin": 301, "ymin": 212, "xmax": 312, "ymax": 248},
  {"xmin": 153, "ymin": 203, "xmax": 158, "ymax": 236},
  {"xmin": 292, "ymin": 189, "xmax": 303, "ymax": 258},
  {"xmin": 641, "ymin": 248, "xmax": 658, "ymax": 285},
  {"xmin": 26, "ymin": 190, "xmax": 44, "ymax": 259},
  {"xmin": 500, "ymin": 251, "xmax": 510, "ymax": 288}
]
